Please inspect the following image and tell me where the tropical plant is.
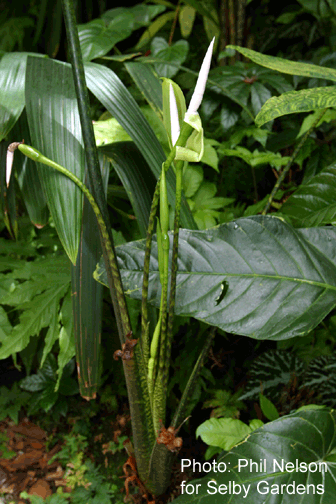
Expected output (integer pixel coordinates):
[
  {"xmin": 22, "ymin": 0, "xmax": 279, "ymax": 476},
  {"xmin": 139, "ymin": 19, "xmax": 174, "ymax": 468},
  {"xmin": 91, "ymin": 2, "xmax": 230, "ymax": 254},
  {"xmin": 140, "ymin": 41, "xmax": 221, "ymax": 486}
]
[{"xmin": 3, "ymin": 2, "xmax": 336, "ymax": 503}]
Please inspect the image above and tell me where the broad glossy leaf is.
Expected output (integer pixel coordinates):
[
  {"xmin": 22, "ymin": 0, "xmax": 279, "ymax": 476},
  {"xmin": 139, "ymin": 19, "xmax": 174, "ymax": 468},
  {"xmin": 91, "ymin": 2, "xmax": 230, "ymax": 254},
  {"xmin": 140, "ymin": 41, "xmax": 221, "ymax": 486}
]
[
  {"xmin": 78, "ymin": 16, "xmax": 133, "ymax": 61},
  {"xmin": 25, "ymin": 57, "xmax": 86, "ymax": 265},
  {"xmin": 174, "ymin": 408, "xmax": 336, "ymax": 503},
  {"xmin": 150, "ymin": 37, "xmax": 189, "ymax": 78},
  {"xmin": 281, "ymin": 161, "xmax": 336, "ymax": 226},
  {"xmin": 84, "ymin": 61, "xmax": 196, "ymax": 229},
  {"xmin": 256, "ymin": 86, "xmax": 336, "ymax": 126},
  {"xmin": 95, "ymin": 216, "xmax": 336, "ymax": 340},
  {"xmin": 250, "ymin": 81, "xmax": 272, "ymax": 116},
  {"xmin": 227, "ymin": 45, "xmax": 336, "ymax": 82},
  {"xmin": 220, "ymin": 106, "xmax": 239, "ymax": 131},
  {"xmin": 196, "ymin": 417, "xmax": 252, "ymax": 451}
]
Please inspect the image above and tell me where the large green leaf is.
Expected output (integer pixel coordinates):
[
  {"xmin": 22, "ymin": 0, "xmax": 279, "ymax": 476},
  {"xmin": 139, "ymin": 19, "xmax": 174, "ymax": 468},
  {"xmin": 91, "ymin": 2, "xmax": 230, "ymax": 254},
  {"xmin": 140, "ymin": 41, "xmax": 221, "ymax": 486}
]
[
  {"xmin": 173, "ymin": 408, "xmax": 336, "ymax": 503},
  {"xmin": 281, "ymin": 161, "xmax": 336, "ymax": 227},
  {"xmin": 25, "ymin": 56, "xmax": 86, "ymax": 264},
  {"xmin": 227, "ymin": 45, "xmax": 336, "ymax": 82},
  {"xmin": 0, "ymin": 53, "xmax": 31, "ymax": 142},
  {"xmin": 71, "ymin": 155, "xmax": 109, "ymax": 399},
  {"xmin": 95, "ymin": 216, "xmax": 336, "ymax": 340},
  {"xmin": 78, "ymin": 16, "xmax": 134, "ymax": 61},
  {"xmin": 255, "ymin": 86, "xmax": 336, "ymax": 126},
  {"xmin": 150, "ymin": 37, "xmax": 189, "ymax": 79},
  {"xmin": 84, "ymin": 61, "xmax": 196, "ymax": 229}
]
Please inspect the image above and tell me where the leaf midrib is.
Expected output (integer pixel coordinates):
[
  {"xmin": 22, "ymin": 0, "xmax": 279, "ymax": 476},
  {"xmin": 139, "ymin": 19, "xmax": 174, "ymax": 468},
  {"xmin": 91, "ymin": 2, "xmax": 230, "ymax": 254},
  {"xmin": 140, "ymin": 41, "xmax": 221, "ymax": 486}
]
[{"xmin": 123, "ymin": 268, "xmax": 336, "ymax": 291}]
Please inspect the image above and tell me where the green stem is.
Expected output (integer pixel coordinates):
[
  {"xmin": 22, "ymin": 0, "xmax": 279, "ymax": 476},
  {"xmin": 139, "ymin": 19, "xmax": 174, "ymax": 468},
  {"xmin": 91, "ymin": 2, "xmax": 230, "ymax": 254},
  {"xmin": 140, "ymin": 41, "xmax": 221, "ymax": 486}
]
[
  {"xmin": 18, "ymin": 145, "xmax": 129, "ymax": 345},
  {"xmin": 172, "ymin": 327, "xmax": 216, "ymax": 429},
  {"xmin": 18, "ymin": 145, "xmax": 110, "ymax": 248},
  {"xmin": 141, "ymin": 179, "xmax": 160, "ymax": 366},
  {"xmin": 142, "ymin": 122, "xmax": 193, "ymax": 371},
  {"xmin": 262, "ymin": 108, "xmax": 327, "ymax": 215},
  {"xmin": 18, "ymin": 143, "xmax": 157, "ymax": 491},
  {"xmin": 148, "ymin": 303, "xmax": 162, "ymax": 407},
  {"xmin": 61, "ymin": 0, "xmax": 131, "ymax": 344},
  {"xmin": 164, "ymin": 159, "xmax": 183, "ymax": 391}
]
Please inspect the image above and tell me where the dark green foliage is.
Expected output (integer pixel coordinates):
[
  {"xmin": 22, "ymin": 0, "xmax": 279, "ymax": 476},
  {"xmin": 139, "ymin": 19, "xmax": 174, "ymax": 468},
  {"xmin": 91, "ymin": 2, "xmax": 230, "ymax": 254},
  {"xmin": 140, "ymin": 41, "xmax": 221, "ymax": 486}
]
[
  {"xmin": 203, "ymin": 389, "xmax": 245, "ymax": 419},
  {"xmin": 0, "ymin": 383, "xmax": 30, "ymax": 424},
  {"xmin": 19, "ymin": 354, "xmax": 78, "ymax": 418},
  {"xmin": 98, "ymin": 217, "xmax": 336, "ymax": 340}
]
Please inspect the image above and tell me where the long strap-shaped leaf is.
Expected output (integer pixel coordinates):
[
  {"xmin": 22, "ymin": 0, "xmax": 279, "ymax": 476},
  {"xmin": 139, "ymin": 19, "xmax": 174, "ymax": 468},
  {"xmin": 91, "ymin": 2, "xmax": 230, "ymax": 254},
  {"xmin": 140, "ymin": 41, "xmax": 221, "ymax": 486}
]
[
  {"xmin": 0, "ymin": 53, "xmax": 45, "ymax": 142},
  {"xmin": 25, "ymin": 56, "xmax": 85, "ymax": 265},
  {"xmin": 61, "ymin": 0, "xmax": 131, "ymax": 345},
  {"xmin": 100, "ymin": 142, "xmax": 155, "ymax": 239},
  {"xmin": 84, "ymin": 62, "xmax": 196, "ymax": 230},
  {"xmin": 227, "ymin": 45, "xmax": 336, "ymax": 82},
  {"xmin": 71, "ymin": 154, "xmax": 109, "ymax": 400}
]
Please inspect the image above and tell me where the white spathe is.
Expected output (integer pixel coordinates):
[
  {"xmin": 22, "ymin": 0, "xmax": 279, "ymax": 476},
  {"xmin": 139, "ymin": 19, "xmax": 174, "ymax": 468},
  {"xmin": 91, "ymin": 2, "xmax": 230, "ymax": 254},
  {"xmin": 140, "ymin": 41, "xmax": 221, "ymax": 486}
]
[
  {"xmin": 6, "ymin": 150, "xmax": 14, "ymax": 187},
  {"xmin": 186, "ymin": 37, "xmax": 215, "ymax": 117}
]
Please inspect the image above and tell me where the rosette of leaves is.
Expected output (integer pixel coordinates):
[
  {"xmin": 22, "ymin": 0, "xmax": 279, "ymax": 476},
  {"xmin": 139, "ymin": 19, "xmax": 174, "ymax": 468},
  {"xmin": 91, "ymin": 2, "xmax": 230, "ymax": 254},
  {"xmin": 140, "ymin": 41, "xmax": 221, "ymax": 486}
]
[
  {"xmin": 20, "ymin": 354, "xmax": 79, "ymax": 419},
  {"xmin": 300, "ymin": 355, "xmax": 336, "ymax": 407},
  {"xmin": 240, "ymin": 349, "xmax": 305, "ymax": 401}
]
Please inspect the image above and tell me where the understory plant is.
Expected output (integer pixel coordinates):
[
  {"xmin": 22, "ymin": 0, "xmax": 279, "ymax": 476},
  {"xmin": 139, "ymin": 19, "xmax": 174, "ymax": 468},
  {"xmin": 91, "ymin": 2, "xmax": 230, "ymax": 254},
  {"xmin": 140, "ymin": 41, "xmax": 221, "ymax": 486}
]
[{"xmin": 2, "ymin": 1, "xmax": 336, "ymax": 503}]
